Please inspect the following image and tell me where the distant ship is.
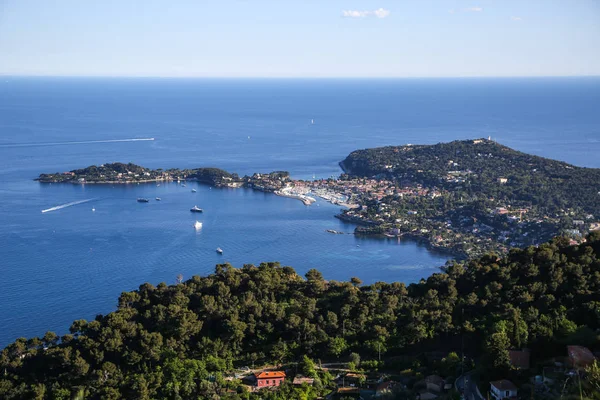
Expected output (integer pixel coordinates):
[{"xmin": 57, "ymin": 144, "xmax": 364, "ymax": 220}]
[
  {"xmin": 137, "ymin": 198, "xmax": 149, "ymax": 203},
  {"xmin": 194, "ymin": 221, "xmax": 203, "ymax": 230},
  {"xmin": 216, "ymin": 247, "xmax": 223, "ymax": 254},
  {"xmin": 191, "ymin": 189, "xmax": 197, "ymax": 193},
  {"xmin": 190, "ymin": 205, "xmax": 203, "ymax": 213},
  {"xmin": 155, "ymin": 197, "xmax": 161, "ymax": 201}
]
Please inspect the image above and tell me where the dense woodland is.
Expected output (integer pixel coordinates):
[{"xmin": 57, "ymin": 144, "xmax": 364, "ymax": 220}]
[
  {"xmin": 340, "ymin": 139, "xmax": 600, "ymax": 217},
  {"xmin": 1, "ymin": 232, "xmax": 600, "ymax": 399}
]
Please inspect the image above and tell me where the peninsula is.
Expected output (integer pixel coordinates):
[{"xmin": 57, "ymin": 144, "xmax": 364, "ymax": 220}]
[{"xmin": 36, "ymin": 139, "xmax": 600, "ymax": 258}]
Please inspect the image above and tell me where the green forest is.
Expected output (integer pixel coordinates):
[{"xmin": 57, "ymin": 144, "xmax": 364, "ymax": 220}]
[{"xmin": 2, "ymin": 232, "xmax": 600, "ymax": 399}]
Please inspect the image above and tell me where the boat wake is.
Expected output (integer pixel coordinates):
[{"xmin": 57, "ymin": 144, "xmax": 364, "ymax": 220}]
[
  {"xmin": 41, "ymin": 198, "xmax": 98, "ymax": 213},
  {"xmin": 0, "ymin": 138, "xmax": 154, "ymax": 148}
]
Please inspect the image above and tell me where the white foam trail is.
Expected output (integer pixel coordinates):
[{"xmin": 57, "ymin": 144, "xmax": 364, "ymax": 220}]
[
  {"xmin": 0, "ymin": 138, "xmax": 154, "ymax": 148},
  {"xmin": 41, "ymin": 198, "xmax": 97, "ymax": 213}
]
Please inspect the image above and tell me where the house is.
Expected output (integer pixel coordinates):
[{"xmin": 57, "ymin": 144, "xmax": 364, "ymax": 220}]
[
  {"xmin": 497, "ymin": 177, "xmax": 508, "ymax": 184},
  {"xmin": 415, "ymin": 375, "xmax": 445, "ymax": 399},
  {"xmin": 490, "ymin": 380, "xmax": 518, "ymax": 399},
  {"xmin": 341, "ymin": 372, "xmax": 365, "ymax": 386},
  {"xmin": 255, "ymin": 371, "xmax": 286, "ymax": 388},
  {"xmin": 568, "ymin": 345, "xmax": 596, "ymax": 369},
  {"xmin": 292, "ymin": 376, "xmax": 314, "ymax": 386},
  {"xmin": 332, "ymin": 387, "xmax": 361, "ymax": 399},
  {"xmin": 573, "ymin": 220, "xmax": 585, "ymax": 226},
  {"xmin": 509, "ymin": 349, "xmax": 531, "ymax": 369}
]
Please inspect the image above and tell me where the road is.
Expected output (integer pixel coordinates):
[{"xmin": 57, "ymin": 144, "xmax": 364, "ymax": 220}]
[{"xmin": 456, "ymin": 372, "xmax": 485, "ymax": 400}]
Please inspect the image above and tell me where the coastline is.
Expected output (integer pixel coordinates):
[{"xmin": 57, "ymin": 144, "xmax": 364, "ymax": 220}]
[{"xmin": 274, "ymin": 189, "xmax": 316, "ymax": 206}]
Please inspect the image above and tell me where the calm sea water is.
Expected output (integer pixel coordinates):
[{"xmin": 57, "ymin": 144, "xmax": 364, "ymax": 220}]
[{"xmin": 0, "ymin": 77, "xmax": 599, "ymax": 347}]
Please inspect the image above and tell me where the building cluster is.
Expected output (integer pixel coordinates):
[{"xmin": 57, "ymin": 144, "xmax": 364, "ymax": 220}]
[{"xmin": 487, "ymin": 345, "xmax": 598, "ymax": 400}]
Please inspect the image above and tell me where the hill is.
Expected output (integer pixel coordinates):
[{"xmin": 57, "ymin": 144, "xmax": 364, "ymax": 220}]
[
  {"xmin": 340, "ymin": 138, "xmax": 600, "ymax": 217},
  {"xmin": 1, "ymin": 233, "xmax": 600, "ymax": 399}
]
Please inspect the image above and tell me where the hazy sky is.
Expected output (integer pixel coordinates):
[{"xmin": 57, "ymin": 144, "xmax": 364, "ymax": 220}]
[{"xmin": 1, "ymin": 0, "xmax": 599, "ymax": 77}]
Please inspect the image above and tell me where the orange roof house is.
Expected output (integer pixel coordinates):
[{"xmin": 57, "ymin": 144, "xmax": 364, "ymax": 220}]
[{"xmin": 255, "ymin": 371, "xmax": 286, "ymax": 388}]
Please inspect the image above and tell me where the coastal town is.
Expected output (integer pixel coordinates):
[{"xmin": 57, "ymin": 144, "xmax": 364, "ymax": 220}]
[{"xmin": 37, "ymin": 139, "xmax": 600, "ymax": 259}]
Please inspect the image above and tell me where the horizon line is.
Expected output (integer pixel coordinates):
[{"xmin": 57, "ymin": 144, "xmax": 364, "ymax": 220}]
[{"xmin": 1, "ymin": 74, "xmax": 600, "ymax": 80}]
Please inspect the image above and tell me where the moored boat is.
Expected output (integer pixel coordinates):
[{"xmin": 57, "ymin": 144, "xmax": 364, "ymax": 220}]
[
  {"xmin": 216, "ymin": 247, "xmax": 223, "ymax": 254},
  {"xmin": 137, "ymin": 198, "xmax": 149, "ymax": 203},
  {"xmin": 190, "ymin": 205, "xmax": 203, "ymax": 213}
]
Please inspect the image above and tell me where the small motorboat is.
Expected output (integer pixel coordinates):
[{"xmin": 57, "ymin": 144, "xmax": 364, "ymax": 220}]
[
  {"xmin": 194, "ymin": 221, "xmax": 203, "ymax": 230},
  {"xmin": 155, "ymin": 197, "xmax": 161, "ymax": 201},
  {"xmin": 216, "ymin": 247, "xmax": 223, "ymax": 254},
  {"xmin": 92, "ymin": 207, "xmax": 96, "ymax": 212},
  {"xmin": 190, "ymin": 205, "xmax": 203, "ymax": 213},
  {"xmin": 137, "ymin": 198, "xmax": 149, "ymax": 203},
  {"xmin": 191, "ymin": 189, "xmax": 197, "ymax": 193}
]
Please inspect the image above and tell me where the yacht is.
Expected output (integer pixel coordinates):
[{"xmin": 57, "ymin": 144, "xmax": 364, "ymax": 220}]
[
  {"xmin": 194, "ymin": 221, "xmax": 203, "ymax": 230},
  {"xmin": 190, "ymin": 205, "xmax": 203, "ymax": 213},
  {"xmin": 137, "ymin": 198, "xmax": 149, "ymax": 203},
  {"xmin": 216, "ymin": 247, "xmax": 223, "ymax": 254}
]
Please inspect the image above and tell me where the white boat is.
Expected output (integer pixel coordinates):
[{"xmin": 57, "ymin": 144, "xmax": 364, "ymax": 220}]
[
  {"xmin": 216, "ymin": 247, "xmax": 223, "ymax": 254},
  {"xmin": 155, "ymin": 197, "xmax": 161, "ymax": 201},
  {"xmin": 190, "ymin": 205, "xmax": 203, "ymax": 213},
  {"xmin": 311, "ymin": 119, "xmax": 314, "ymax": 124},
  {"xmin": 191, "ymin": 189, "xmax": 197, "ymax": 193},
  {"xmin": 92, "ymin": 207, "xmax": 95, "ymax": 212},
  {"xmin": 194, "ymin": 221, "xmax": 203, "ymax": 230}
]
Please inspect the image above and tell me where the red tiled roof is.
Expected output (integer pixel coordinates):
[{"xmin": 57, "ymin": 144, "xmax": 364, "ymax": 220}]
[{"xmin": 256, "ymin": 371, "xmax": 286, "ymax": 379}]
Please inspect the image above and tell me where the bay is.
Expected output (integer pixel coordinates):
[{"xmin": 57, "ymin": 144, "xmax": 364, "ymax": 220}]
[{"xmin": 0, "ymin": 77, "xmax": 598, "ymax": 347}]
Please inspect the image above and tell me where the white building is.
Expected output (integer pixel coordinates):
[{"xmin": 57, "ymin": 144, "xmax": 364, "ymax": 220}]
[{"xmin": 490, "ymin": 380, "xmax": 517, "ymax": 399}]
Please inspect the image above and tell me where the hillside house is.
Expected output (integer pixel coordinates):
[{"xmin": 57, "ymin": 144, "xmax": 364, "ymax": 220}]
[
  {"xmin": 255, "ymin": 371, "xmax": 286, "ymax": 388},
  {"xmin": 490, "ymin": 380, "xmax": 518, "ymax": 399}
]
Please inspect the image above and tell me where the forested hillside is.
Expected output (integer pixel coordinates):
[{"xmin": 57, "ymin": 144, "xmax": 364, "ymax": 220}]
[
  {"xmin": 340, "ymin": 139, "xmax": 600, "ymax": 216},
  {"xmin": 2, "ymin": 232, "xmax": 600, "ymax": 399}
]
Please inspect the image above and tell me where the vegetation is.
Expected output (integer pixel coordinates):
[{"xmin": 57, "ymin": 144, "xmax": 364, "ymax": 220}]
[
  {"xmin": 337, "ymin": 139, "xmax": 600, "ymax": 257},
  {"xmin": 2, "ymin": 232, "xmax": 600, "ymax": 399},
  {"xmin": 340, "ymin": 138, "xmax": 600, "ymax": 217}
]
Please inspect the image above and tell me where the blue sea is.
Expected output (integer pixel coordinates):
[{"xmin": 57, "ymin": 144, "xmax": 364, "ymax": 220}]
[{"xmin": 1, "ymin": 77, "xmax": 599, "ymax": 347}]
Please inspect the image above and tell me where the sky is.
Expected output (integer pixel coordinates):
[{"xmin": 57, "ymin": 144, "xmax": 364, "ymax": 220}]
[{"xmin": 0, "ymin": 0, "xmax": 599, "ymax": 78}]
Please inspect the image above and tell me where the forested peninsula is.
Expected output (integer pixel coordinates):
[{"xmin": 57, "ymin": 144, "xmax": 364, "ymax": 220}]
[
  {"xmin": 36, "ymin": 139, "xmax": 600, "ymax": 258},
  {"xmin": 337, "ymin": 139, "xmax": 600, "ymax": 257},
  {"xmin": 2, "ymin": 233, "xmax": 600, "ymax": 399}
]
